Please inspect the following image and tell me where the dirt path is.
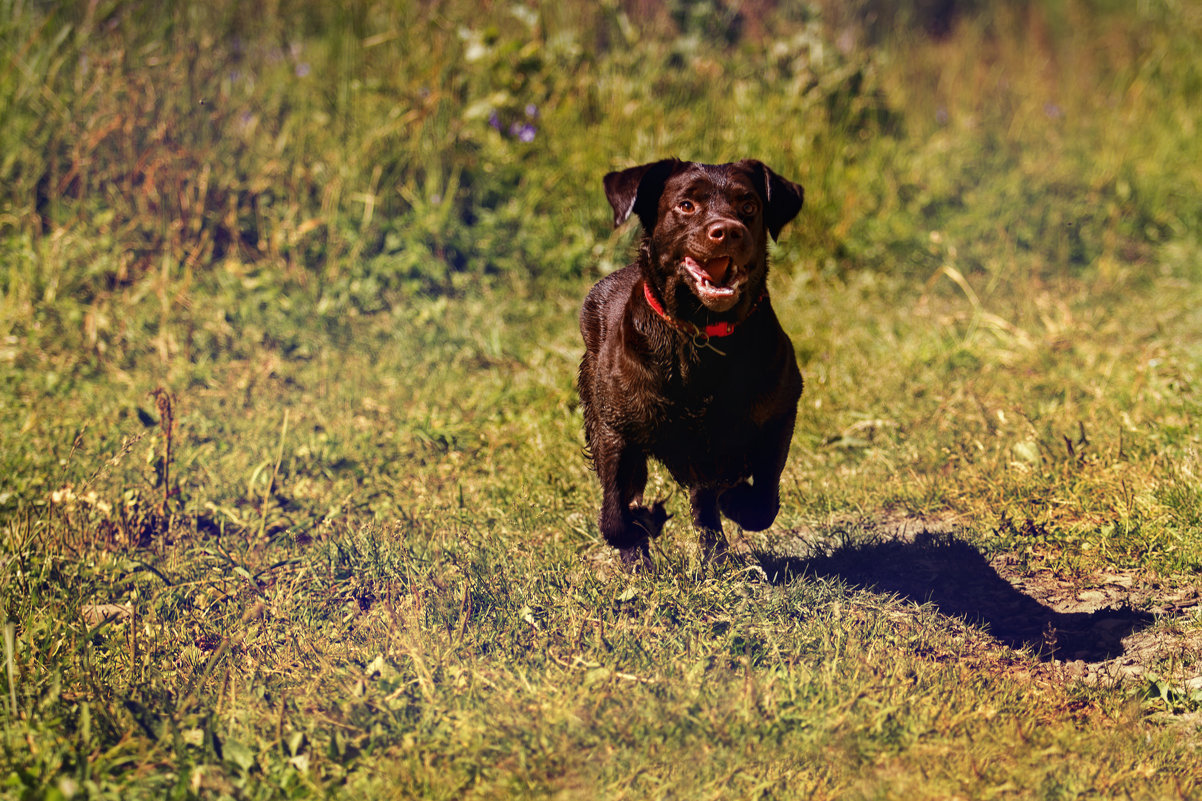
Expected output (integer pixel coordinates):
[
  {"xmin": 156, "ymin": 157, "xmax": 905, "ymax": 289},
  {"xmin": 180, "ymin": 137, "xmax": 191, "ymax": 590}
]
[{"xmin": 756, "ymin": 514, "xmax": 1202, "ymax": 690}]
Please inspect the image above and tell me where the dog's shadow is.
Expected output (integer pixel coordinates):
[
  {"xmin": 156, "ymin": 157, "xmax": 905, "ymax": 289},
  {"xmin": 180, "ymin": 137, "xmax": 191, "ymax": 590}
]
[{"xmin": 753, "ymin": 531, "xmax": 1154, "ymax": 663}]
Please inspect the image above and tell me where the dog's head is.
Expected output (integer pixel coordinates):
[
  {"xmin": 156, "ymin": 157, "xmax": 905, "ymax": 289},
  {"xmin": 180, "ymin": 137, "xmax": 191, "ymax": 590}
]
[{"xmin": 604, "ymin": 159, "xmax": 803, "ymax": 316}]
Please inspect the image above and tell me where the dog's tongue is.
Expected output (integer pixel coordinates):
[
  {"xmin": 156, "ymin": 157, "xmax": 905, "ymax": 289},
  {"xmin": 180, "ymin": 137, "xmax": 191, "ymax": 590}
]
[
  {"xmin": 703, "ymin": 256, "xmax": 730, "ymax": 284},
  {"xmin": 685, "ymin": 255, "xmax": 730, "ymax": 284}
]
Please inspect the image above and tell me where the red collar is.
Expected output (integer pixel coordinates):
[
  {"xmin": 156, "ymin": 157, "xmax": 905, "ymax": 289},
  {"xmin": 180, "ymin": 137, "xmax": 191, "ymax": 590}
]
[{"xmin": 641, "ymin": 281, "xmax": 760, "ymax": 352}]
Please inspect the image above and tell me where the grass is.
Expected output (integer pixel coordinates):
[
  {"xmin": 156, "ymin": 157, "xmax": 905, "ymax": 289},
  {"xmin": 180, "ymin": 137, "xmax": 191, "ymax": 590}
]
[{"xmin": 3, "ymin": 0, "xmax": 1202, "ymax": 798}]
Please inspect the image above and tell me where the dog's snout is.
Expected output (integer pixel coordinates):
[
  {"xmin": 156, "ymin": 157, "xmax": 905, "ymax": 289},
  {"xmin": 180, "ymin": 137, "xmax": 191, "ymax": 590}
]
[{"xmin": 707, "ymin": 220, "xmax": 743, "ymax": 243}]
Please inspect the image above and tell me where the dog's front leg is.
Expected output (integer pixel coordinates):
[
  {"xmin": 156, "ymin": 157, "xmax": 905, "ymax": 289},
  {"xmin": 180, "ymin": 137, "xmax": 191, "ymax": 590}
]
[
  {"xmin": 594, "ymin": 433, "xmax": 665, "ymax": 567},
  {"xmin": 689, "ymin": 486, "xmax": 727, "ymax": 561},
  {"xmin": 719, "ymin": 410, "xmax": 798, "ymax": 532}
]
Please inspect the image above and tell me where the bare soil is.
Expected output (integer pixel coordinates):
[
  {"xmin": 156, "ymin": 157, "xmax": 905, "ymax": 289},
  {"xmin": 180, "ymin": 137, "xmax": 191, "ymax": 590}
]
[{"xmin": 754, "ymin": 514, "xmax": 1202, "ymax": 689}]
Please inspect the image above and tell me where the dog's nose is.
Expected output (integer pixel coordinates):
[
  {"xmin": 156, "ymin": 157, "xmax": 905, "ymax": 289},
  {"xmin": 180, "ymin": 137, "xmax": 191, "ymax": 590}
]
[{"xmin": 707, "ymin": 221, "xmax": 742, "ymax": 242}]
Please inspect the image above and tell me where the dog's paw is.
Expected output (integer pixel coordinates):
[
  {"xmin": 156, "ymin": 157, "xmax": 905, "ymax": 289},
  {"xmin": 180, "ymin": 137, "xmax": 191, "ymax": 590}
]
[
  {"xmin": 618, "ymin": 541, "xmax": 653, "ymax": 572},
  {"xmin": 629, "ymin": 500, "xmax": 669, "ymax": 539},
  {"xmin": 699, "ymin": 528, "xmax": 729, "ymax": 564},
  {"xmin": 719, "ymin": 482, "xmax": 779, "ymax": 532}
]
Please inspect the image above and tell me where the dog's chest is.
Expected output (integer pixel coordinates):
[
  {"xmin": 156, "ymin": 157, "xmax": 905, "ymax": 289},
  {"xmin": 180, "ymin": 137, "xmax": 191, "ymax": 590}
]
[
  {"xmin": 646, "ymin": 356, "xmax": 761, "ymax": 463},
  {"xmin": 652, "ymin": 399, "xmax": 756, "ymax": 486}
]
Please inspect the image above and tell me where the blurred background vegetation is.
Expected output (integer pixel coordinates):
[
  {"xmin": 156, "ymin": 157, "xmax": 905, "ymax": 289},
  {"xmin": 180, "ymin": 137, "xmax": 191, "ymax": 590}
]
[{"xmin": 4, "ymin": 0, "xmax": 1199, "ymax": 376}]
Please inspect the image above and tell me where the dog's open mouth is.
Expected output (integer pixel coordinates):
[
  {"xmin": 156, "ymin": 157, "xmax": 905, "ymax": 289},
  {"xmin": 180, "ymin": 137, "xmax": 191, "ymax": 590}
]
[{"xmin": 683, "ymin": 255, "xmax": 744, "ymax": 308}]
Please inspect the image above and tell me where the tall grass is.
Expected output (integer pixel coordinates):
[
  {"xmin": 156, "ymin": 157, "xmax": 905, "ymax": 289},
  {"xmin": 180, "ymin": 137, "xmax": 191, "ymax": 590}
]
[{"xmin": 1, "ymin": 0, "xmax": 892, "ymax": 368}]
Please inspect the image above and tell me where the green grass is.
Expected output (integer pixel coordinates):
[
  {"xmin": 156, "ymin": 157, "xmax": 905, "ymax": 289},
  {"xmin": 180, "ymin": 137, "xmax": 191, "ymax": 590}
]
[{"xmin": 4, "ymin": 0, "xmax": 1202, "ymax": 798}]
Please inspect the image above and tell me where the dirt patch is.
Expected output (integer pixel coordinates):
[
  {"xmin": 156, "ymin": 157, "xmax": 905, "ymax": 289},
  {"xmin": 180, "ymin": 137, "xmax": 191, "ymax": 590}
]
[{"xmin": 754, "ymin": 514, "xmax": 1202, "ymax": 688}]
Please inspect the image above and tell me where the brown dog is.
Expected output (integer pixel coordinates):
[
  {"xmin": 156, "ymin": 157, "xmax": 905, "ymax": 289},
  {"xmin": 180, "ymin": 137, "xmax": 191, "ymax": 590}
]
[{"xmin": 577, "ymin": 159, "xmax": 805, "ymax": 565}]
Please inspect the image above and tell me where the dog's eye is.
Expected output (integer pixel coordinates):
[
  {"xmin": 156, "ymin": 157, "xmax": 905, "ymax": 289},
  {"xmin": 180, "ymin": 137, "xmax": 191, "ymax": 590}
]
[
  {"xmin": 740, "ymin": 201, "xmax": 759, "ymax": 216},
  {"xmin": 677, "ymin": 200, "xmax": 696, "ymax": 214}
]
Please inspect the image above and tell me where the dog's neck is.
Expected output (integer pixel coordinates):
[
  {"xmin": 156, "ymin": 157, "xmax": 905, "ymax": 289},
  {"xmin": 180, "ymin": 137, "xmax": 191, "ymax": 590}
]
[{"xmin": 640, "ymin": 280, "xmax": 766, "ymax": 356}]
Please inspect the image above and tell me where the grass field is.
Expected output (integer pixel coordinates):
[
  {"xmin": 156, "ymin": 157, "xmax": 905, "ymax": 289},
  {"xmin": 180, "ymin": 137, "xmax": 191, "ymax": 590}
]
[{"xmin": 3, "ymin": 0, "xmax": 1202, "ymax": 798}]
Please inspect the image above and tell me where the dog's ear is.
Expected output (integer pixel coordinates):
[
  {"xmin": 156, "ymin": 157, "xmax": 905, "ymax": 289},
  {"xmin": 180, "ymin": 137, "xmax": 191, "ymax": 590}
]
[
  {"xmin": 740, "ymin": 160, "xmax": 804, "ymax": 241},
  {"xmin": 603, "ymin": 159, "xmax": 682, "ymax": 231}
]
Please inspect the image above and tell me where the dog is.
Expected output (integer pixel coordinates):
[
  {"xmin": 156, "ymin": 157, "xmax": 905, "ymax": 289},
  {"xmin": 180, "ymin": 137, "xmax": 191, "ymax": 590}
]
[{"xmin": 577, "ymin": 158, "xmax": 805, "ymax": 566}]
